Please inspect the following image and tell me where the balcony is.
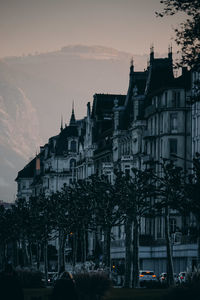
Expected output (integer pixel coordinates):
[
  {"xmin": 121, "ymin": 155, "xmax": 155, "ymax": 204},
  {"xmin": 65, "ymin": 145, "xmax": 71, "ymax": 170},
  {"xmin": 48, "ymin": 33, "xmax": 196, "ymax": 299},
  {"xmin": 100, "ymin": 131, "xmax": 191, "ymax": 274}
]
[
  {"xmin": 102, "ymin": 162, "xmax": 113, "ymax": 169},
  {"xmin": 121, "ymin": 155, "xmax": 133, "ymax": 161},
  {"xmin": 44, "ymin": 168, "xmax": 71, "ymax": 174}
]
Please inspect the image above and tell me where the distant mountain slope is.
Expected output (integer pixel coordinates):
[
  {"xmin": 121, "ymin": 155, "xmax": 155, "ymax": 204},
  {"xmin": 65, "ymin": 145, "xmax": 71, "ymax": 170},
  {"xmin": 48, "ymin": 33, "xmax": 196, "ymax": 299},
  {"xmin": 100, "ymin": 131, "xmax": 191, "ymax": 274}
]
[
  {"xmin": 0, "ymin": 61, "xmax": 41, "ymax": 201},
  {"xmin": 0, "ymin": 45, "xmax": 151, "ymax": 201}
]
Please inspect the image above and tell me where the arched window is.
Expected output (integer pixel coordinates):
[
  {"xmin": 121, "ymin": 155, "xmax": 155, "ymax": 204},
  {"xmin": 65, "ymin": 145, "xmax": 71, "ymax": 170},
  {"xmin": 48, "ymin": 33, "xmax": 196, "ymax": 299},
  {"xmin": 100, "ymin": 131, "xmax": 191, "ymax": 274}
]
[{"xmin": 70, "ymin": 141, "xmax": 76, "ymax": 152}]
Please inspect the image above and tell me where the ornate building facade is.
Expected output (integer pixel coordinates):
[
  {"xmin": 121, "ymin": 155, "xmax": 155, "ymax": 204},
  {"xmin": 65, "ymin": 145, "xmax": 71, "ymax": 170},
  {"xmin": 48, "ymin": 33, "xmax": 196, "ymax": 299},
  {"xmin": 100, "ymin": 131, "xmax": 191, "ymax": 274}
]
[{"xmin": 16, "ymin": 49, "xmax": 198, "ymax": 274}]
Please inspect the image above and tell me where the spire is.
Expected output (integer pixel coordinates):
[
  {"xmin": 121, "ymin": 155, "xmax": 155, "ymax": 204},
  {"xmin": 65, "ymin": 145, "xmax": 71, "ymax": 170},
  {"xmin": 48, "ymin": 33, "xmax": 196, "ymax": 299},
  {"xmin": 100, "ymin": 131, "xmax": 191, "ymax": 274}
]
[
  {"xmin": 130, "ymin": 57, "xmax": 134, "ymax": 76},
  {"xmin": 69, "ymin": 101, "xmax": 76, "ymax": 126},
  {"xmin": 150, "ymin": 43, "xmax": 154, "ymax": 62},
  {"xmin": 60, "ymin": 115, "xmax": 63, "ymax": 131}
]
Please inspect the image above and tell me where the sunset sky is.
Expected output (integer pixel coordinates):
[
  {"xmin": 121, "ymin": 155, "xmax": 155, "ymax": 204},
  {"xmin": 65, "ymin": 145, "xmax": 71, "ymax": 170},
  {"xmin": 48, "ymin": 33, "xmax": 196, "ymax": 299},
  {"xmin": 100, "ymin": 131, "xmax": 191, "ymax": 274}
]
[{"xmin": 0, "ymin": 0, "xmax": 186, "ymax": 58}]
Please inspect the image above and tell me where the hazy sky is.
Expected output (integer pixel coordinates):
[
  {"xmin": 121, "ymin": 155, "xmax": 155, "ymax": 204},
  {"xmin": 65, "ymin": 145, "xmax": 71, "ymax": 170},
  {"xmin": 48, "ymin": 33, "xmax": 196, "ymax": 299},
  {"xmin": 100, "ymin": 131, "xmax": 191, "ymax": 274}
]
[{"xmin": 0, "ymin": 0, "xmax": 185, "ymax": 58}]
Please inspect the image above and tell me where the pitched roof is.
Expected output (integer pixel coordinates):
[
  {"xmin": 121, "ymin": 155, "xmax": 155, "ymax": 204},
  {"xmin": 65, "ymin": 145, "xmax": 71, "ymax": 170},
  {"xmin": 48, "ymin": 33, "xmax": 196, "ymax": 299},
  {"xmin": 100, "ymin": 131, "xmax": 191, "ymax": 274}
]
[
  {"xmin": 15, "ymin": 157, "xmax": 36, "ymax": 181},
  {"xmin": 55, "ymin": 124, "xmax": 78, "ymax": 155},
  {"xmin": 145, "ymin": 57, "xmax": 174, "ymax": 96}
]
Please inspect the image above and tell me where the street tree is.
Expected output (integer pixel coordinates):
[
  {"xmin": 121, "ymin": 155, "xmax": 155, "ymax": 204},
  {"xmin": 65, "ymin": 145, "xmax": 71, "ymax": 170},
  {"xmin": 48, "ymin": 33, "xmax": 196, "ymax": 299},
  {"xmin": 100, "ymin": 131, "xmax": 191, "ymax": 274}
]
[
  {"xmin": 157, "ymin": 0, "xmax": 200, "ymax": 68},
  {"xmin": 29, "ymin": 194, "xmax": 54, "ymax": 284},
  {"xmin": 88, "ymin": 174, "xmax": 123, "ymax": 271},
  {"xmin": 154, "ymin": 159, "xmax": 185, "ymax": 286},
  {"xmin": 184, "ymin": 154, "xmax": 200, "ymax": 267},
  {"xmin": 14, "ymin": 198, "xmax": 30, "ymax": 267},
  {"xmin": 117, "ymin": 167, "xmax": 156, "ymax": 288}
]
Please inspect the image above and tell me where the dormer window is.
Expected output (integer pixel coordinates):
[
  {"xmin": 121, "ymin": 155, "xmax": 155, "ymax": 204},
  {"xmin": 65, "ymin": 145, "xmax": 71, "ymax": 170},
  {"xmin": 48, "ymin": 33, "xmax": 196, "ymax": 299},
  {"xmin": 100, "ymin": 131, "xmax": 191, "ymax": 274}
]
[{"xmin": 70, "ymin": 141, "xmax": 76, "ymax": 152}]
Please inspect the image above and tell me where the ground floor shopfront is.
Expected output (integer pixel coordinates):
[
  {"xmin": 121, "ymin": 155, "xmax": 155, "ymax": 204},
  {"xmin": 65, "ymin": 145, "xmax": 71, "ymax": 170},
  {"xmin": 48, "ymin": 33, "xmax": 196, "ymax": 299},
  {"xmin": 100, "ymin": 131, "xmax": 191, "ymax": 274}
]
[{"xmin": 111, "ymin": 243, "xmax": 198, "ymax": 275}]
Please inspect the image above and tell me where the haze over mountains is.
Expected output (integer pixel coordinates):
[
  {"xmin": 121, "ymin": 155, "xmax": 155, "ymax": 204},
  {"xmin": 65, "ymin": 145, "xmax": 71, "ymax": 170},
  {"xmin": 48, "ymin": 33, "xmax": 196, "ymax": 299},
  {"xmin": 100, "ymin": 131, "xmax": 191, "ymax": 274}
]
[{"xmin": 0, "ymin": 45, "xmax": 162, "ymax": 201}]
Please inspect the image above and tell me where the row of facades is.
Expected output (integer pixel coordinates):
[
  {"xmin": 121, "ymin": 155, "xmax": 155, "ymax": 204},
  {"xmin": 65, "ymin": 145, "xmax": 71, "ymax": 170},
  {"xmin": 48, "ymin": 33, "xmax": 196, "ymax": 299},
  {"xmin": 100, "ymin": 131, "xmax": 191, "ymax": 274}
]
[{"xmin": 16, "ymin": 49, "xmax": 200, "ymax": 274}]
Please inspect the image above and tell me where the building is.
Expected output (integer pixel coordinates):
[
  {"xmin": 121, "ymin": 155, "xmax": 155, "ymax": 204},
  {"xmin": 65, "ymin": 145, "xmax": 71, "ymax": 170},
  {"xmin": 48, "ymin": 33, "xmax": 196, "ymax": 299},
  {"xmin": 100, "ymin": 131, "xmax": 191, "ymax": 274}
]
[
  {"xmin": 16, "ymin": 48, "xmax": 198, "ymax": 274},
  {"xmin": 191, "ymin": 66, "xmax": 200, "ymax": 156}
]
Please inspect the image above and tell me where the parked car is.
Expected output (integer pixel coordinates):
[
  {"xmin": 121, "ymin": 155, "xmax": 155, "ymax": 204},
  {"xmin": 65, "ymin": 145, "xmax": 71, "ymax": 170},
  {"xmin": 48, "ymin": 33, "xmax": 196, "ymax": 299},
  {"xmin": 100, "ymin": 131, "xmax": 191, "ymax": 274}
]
[
  {"xmin": 139, "ymin": 270, "xmax": 157, "ymax": 287},
  {"xmin": 159, "ymin": 273, "xmax": 178, "ymax": 286},
  {"xmin": 159, "ymin": 272, "xmax": 167, "ymax": 284},
  {"xmin": 178, "ymin": 272, "xmax": 186, "ymax": 285}
]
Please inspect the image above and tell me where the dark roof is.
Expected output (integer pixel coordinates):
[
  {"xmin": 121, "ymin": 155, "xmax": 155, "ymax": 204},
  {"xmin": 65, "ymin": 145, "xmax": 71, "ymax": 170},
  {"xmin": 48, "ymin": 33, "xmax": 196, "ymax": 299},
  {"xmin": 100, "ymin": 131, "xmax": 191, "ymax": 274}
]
[
  {"xmin": 122, "ymin": 67, "xmax": 147, "ymax": 129},
  {"xmin": 55, "ymin": 124, "xmax": 78, "ymax": 155},
  {"xmin": 174, "ymin": 68, "xmax": 191, "ymax": 90},
  {"xmin": 133, "ymin": 72, "xmax": 148, "ymax": 95},
  {"xmin": 15, "ymin": 157, "xmax": 36, "ymax": 181},
  {"xmin": 145, "ymin": 57, "xmax": 174, "ymax": 96},
  {"xmin": 92, "ymin": 94, "xmax": 126, "ymax": 118}
]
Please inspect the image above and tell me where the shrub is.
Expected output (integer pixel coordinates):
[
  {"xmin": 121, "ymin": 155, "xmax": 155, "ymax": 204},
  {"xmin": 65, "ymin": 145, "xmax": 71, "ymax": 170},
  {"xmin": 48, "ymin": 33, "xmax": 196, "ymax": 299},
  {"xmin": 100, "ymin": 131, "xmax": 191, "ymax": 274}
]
[
  {"xmin": 73, "ymin": 272, "xmax": 112, "ymax": 300},
  {"xmin": 185, "ymin": 268, "xmax": 200, "ymax": 288},
  {"xmin": 163, "ymin": 269, "xmax": 200, "ymax": 300},
  {"xmin": 16, "ymin": 268, "xmax": 44, "ymax": 288}
]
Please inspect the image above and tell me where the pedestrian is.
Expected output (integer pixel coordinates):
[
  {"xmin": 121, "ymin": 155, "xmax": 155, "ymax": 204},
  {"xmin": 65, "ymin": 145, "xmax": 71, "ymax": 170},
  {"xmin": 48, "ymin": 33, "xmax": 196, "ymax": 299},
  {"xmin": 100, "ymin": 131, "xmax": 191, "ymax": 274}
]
[{"xmin": 0, "ymin": 263, "xmax": 24, "ymax": 300}]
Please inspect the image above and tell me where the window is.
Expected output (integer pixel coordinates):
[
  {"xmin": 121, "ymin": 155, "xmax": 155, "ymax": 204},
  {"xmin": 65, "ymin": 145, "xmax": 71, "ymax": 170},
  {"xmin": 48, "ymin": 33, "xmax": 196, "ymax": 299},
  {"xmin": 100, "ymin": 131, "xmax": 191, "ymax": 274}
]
[
  {"xmin": 150, "ymin": 142, "xmax": 153, "ymax": 155},
  {"xmin": 170, "ymin": 218, "xmax": 177, "ymax": 233},
  {"xmin": 169, "ymin": 139, "xmax": 177, "ymax": 156},
  {"xmin": 125, "ymin": 165, "xmax": 130, "ymax": 177},
  {"xmin": 160, "ymin": 114, "xmax": 163, "ymax": 133},
  {"xmin": 170, "ymin": 113, "xmax": 178, "ymax": 133},
  {"xmin": 157, "ymin": 217, "xmax": 162, "ymax": 238},
  {"xmin": 172, "ymin": 91, "xmax": 180, "ymax": 107},
  {"xmin": 155, "ymin": 116, "xmax": 157, "ymax": 135},
  {"xmin": 70, "ymin": 141, "xmax": 76, "ymax": 152},
  {"xmin": 164, "ymin": 92, "xmax": 168, "ymax": 106},
  {"xmin": 118, "ymin": 226, "xmax": 121, "ymax": 239},
  {"xmin": 22, "ymin": 181, "xmax": 26, "ymax": 189}
]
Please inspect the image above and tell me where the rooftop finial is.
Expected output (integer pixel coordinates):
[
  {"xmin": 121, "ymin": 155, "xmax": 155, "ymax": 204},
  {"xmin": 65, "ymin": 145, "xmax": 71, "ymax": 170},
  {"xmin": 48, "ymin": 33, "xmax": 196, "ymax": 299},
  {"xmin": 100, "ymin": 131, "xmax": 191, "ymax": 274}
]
[
  {"xmin": 130, "ymin": 57, "xmax": 134, "ymax": 76},
  {"xmin": 150, "ymin": 43, "xmax": 154, "ymax": 62},
  {"xmin": 60, "ymin": 115, "xmax": 63, "ymax": 131},
  {"xmin": 130, "ymin": 57, "xmax": 134, "ymax": 67},
  {"xmin": 150, "ymin": 43, "xmax": 154, "ymax": 53}
]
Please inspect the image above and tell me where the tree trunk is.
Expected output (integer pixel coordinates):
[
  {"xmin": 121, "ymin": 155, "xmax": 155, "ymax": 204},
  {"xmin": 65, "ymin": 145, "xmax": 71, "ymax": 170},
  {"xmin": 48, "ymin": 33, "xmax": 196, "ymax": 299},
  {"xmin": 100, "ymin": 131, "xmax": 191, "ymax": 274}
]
[
  {"xmin": 29, "ymin": 242, "xmax": 33, "ymax": 267},
  {"xmin": 58, "ymin": 229, "xmax": 65, "ymax": 272},
  {"xmin": 165, "ymin": 206, "xmax": 174, "ymax": 286},
  {"xmin": 82, "ymin": 227, "xmax": 87, "ymax": 263},
  {"xmin": 36, "ymin": 242, "xmax": 41, "ymax": 270},
  {"xmin": 72, "ymin": 232, "xmax": 77, "ymax": 268},
  {"xmin": 104, "ymin": 227, "xmax": 111, "ymax": 272},
  {"xmin": 43, "ymin": 241, "xmax": 48, "ymax": 286},
  {"xmin": 21, "ymin": 238, "xmax": 28, "ymax": 267},
  {"xmin": 124, "ymin": 215, "xmax": 132, "ymax": 288},
  {"xmin": 13, "ymin": 240, "xmax": 19, "ymax": 267},
  {"xmin": 132, "ymin": 216, "xmax": 140, "ymax": 288},
  {"xmin": 197, "ymin": 219, "xmax": 200, "ymax": 268}
]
